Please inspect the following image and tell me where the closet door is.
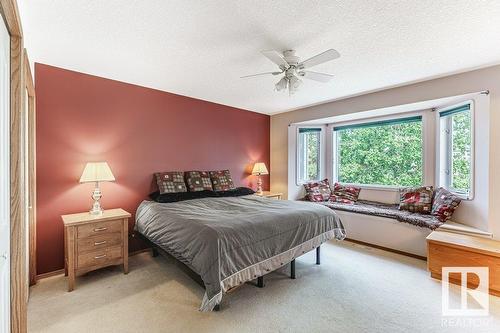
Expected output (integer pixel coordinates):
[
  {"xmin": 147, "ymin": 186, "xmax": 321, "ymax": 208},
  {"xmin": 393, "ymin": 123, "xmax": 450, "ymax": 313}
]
[{"xmin": 0, "ymin": 16, "xmax": 11, "ymax": 333}]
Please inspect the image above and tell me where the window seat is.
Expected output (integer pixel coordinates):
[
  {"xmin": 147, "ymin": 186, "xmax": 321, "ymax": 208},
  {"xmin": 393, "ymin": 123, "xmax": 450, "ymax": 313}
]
[
  {"xmin": 314, "ymin": 199, "xmax": 492, "ymax": 257},
  {"xmin": 318, "ymin": 200, "xmax": 443, "ymax": 230}
]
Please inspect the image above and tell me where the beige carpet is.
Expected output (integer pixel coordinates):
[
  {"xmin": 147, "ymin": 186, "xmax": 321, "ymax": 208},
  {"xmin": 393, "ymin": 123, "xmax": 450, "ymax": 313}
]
[{"xmin": 28, "ymin": 240, "xmax": 500, "ymax": 333}]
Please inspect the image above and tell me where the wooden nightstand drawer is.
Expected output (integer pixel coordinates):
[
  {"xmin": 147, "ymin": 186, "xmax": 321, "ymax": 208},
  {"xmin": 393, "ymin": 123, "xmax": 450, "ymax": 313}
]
[
  {"xmin": 77, "ymin": 246, "xmax": 123, "ymax": 270},
  {"xmin": 77, "ymin": 232, "xmax": 122, "ymax": 253},
  {"xmin": 77, "ymin": 219, "xmax": 122, "ymax": 239}
]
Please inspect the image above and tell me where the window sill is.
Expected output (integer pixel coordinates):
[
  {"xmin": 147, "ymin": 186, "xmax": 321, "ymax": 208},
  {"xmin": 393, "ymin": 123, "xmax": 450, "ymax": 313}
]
[{"xmin": 337, "ymin": 183, "xmax": 402, "ymax": 192}]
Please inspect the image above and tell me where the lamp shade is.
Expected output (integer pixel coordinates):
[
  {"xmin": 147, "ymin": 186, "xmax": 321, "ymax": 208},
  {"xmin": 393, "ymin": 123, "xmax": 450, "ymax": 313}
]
[
  {"xmin": 79, "ymin": 162, "xmax": 115, "ymax": 183},
  {"xmin": 252, "ymin": 162, "xmax": 269, "ymax": 175}
]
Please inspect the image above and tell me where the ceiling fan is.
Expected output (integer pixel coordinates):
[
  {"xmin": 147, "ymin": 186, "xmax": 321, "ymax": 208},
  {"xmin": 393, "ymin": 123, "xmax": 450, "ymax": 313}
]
[{"xmin": 241, "ymin": 49, "xmax": 340, "ymax": 95}]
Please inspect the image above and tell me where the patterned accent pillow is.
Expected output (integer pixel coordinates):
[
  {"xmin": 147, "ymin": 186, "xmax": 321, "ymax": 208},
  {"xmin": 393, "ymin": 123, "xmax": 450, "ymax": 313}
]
[
  {"xmin": 399, "ymin": 186, "xmax": 433, "ymax": 214},
  {"xmin": 155, "ymin": 171, "xmax": 187, "ymax": 194},
  {"xmin": 431, "ymin": 187, "xmax": 462, "ymax": 222},
  {"xmin": 303, "ymin": 179, "xmax": 331, "ymax": 202},
  {"xmin": 332, "ymin": 183, "xmax": 361, "ymax": 202},
  {"xmin": 209, "ymin": 170, "xmax": 235, "ymax": 191},
  {"xmin": 185, "ymin": 171, "xmax": 213, "ymax": 192}
]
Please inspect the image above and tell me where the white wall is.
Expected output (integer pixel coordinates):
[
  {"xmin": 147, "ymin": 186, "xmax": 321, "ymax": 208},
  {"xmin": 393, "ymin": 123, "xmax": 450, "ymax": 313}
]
[{"xmin": 271, "ymin": 65, "xmax": 500, "ymax": 237}]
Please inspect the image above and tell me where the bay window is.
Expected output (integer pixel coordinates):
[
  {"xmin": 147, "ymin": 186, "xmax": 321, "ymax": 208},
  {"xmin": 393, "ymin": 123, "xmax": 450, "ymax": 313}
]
[
  {"xmin": 438, "ymin": 103, "xmax": 473, "ymax": 199},
  {"xmin": 297, "ymin": 128, "xmax": 322, "ymax": 184},
  {"xmin": 333, "ymin": 116, "xmax": 423, "ymax": 187}
]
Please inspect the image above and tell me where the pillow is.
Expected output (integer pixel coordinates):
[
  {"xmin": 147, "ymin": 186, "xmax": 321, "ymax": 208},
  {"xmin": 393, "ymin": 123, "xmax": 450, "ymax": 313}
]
[
  {"xmin": 155, "ymin": 171, "xmax": 187, "ymax": 194},
  {"xmin": 215, "ymin": 187, "xmax": 255, "ymax": 197},
  {"xmin": 303, "ymin": 179, "xmax": 331, "ymax": 202},
  {"xmin": 149, "ymin": 190, "xmax": 217, "ymax": 203},
  {"xmin": 185, "ymin": 171, "xmax": 213, "ymax": 192},
  {"xmin": 209, "ymin": 170, "xmax": 235, "ymax": 191},
  {"xmin": 399, "ymin": 186, "xmax": 433, "ymax": 214},
  {"xmin": 431, "ymin": 187, "xmax": 462, "ymax": 222},
  {"xmin": 332, "ymin": 182, "xmax": 361, "ymax": 202}
]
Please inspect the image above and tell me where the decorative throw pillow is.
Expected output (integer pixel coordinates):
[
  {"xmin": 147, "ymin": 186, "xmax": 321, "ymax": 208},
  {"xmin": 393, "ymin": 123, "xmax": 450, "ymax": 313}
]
[
  {"xmin": 185, "ymin": 171, "xmax": 213, "ymax": 192},
  {"xmin": 209, "ymin": 170, "xmax": 235, "ymax": 191},
  {"xmin": 155, "ymin": 171, "xmax": 187, "ymax": 194},
  {"xmin": 431, "ymin": 187, "xmax": 462, "ymax": 222},
  {"xmin": 399, "ymin": 186, "xmax": 433, "ymax": 214},
  {"xmin": 332, "ymin": 182, "xmax": 361, "ymax": 202},
  {"xmin": 303, "ymin": 179, "xmax": 331, "ymax": 202}
]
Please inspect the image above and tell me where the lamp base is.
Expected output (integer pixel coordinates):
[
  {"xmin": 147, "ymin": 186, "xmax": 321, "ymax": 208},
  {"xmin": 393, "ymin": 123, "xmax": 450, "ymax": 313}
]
[
  {"xmin": 89, "ymin": 207, "xmax": 103, "ymax": 216},
  {"xmin": 256, "ymin": 176, "xmax": 263, "ymax": 195},
  {"xmin": 89, "ymin": 182, "xmax": 103, "ymax": 215}
]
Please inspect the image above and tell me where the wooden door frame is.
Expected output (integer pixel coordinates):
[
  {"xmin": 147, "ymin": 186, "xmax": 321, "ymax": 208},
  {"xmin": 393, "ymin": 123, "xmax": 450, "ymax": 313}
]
[
  {"xmin": 24, "ymin": 51, "xmax": 35, "ymax": 287},
  {"xmin": 0, "ymin": 0, "xmax": 28, "ymax": 332}
]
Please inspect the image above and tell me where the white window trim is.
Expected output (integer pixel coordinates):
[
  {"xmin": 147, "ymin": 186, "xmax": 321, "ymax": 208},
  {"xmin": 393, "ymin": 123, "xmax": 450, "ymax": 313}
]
[
  {"xmin": 436, "ymin": 100, "xmax": 475, "ymax": 200},
  {"xmin": 295, "ymin": 125, "xmax": 326, "ymax": 185},
  {"xmin": 331, "ymin": 111, "xmax": 427, "ymax": 190}
]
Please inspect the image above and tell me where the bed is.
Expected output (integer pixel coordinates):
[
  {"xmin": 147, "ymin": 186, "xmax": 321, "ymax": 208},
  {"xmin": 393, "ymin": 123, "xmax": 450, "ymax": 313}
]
[{"xmin": 135, "ymin": 194, "xmax": 345, "ymax": 311}]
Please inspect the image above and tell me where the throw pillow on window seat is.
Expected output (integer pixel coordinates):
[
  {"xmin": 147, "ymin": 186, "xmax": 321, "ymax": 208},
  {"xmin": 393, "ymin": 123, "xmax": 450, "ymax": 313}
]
[
  {"xmin": 399, "ymin": 186, "xmax": 433, "ymax": 213},
  {"xmin": 303, "ymin": 179, "xmax": 332, "ymax": 202},
  {"xmin": 431, "ymin": 187, "xmax": 462, "ymax": 222},
  {"xmin": 330, "ymin": 183, "xmax": 361, "ymax": 204}
]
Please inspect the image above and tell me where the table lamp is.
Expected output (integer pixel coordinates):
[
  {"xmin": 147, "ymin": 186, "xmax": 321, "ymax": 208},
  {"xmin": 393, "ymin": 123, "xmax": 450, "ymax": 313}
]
[
  {"xmin": 79, "ymin": 162, "xmax": 115, "ymax": 215},
  {"xmin": 252, "ymin": 162, "xmax": 269, "ymax": 194}
]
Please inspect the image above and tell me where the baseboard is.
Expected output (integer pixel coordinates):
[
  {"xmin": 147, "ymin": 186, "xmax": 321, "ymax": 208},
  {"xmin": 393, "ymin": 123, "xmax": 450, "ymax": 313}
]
[
  {"xmin": 35, "ymin": 249, "xmax": 152, "ymax": 282},
  {"xmin": 345, "ymin": 238, "xmax": 427, "ymax": 261},
  {"xmin": 36, "ymin": 269, "xmax": 65, "ymax": 281}
]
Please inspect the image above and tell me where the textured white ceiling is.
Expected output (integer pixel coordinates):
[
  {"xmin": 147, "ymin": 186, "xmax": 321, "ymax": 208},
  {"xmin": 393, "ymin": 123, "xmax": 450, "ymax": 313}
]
[{"xmin": 19, "ymin": 0, "xmax": 500, "ymax": 114}]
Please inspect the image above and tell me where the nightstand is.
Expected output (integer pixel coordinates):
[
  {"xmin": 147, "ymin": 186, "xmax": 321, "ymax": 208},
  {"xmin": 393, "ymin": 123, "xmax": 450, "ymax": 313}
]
[
  {"xmin": 62, "ymin": 208, "xmax": 131, "ymax": 291},
  {"xmin": 255, "ymin": 191, "xmax": 283, "ymax": 200}
]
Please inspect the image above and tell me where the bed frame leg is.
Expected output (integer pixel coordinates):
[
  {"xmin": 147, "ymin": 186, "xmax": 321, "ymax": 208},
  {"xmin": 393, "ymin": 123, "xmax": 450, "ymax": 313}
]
[
  {"xmin": 151, "ymin": 247, "xmax": 159, "ymax": 257},
  {"xmin": 316, "ymin": 246, "xmax": 321, "ymax": 265},
  {"xmin": 257, "ymin": 276, "xmax": 265, "ymax": 288},
  {"xmin": 290, "ymin": 259, "xmax": 296, "ymax": 279}
]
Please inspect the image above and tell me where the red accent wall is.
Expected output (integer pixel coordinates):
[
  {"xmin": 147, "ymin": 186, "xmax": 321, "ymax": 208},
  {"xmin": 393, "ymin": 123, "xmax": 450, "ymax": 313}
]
[{"xmin": 35, "ymin": 63, "xmax": 270, "ymax": 274}]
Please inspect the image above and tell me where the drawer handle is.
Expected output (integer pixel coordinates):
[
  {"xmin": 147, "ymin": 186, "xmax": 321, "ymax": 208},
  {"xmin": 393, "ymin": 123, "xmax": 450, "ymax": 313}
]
[
  {"xmin": 94, "ymin": 254, "xmax": 107, "ymax": 259},
  {"xmin": 93, "ymin": 227, "xmax": 108, "ymax": 232},
  {"xmin": 94, "ymin": 241, "xmax": 107, "ymax": 246}
]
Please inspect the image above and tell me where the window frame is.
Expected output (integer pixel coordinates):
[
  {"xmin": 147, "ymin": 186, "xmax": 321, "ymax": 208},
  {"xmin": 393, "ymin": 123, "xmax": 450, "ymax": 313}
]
[
  {"xmin": 436, "ymin": 101, "xmax": 475, "ymax": 200},
  {"xmin": 295, "ymin": 125, "xmax": 325, "ymax": 185},
  {"xmin": 331, "ymin": 112, "xmax": 426, "ymax": 190}
]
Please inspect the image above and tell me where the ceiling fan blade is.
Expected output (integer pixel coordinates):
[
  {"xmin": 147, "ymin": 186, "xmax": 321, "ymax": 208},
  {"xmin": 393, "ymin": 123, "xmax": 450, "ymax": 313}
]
[
  {"xmin": 298, "ymin": 49, "xmax": 340, "ymax": 69},
  {"xmin": 298, "ymin": 71, "xmax": 334, "ymax": 83},
  {"xmin": 241, "ymin": 71, "xmax": 282, "ymax": 78},
  {"xmin": 261, "ymin": 50, "xmax": 289, "ymax": 69}
]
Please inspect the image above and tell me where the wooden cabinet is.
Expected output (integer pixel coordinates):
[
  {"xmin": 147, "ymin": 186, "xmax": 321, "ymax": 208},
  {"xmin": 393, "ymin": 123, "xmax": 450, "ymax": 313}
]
[
  {"xmin": 427, "ymin": 231, "xmax": 500, "ymax": 296},
  {"xmin": 62, "ymin": 209, "xmax": 131, "ymax": 291}
]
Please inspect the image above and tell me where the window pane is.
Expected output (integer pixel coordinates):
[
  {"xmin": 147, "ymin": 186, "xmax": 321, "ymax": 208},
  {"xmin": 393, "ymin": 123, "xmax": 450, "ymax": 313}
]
[
  {"xmin": 450, "ymin": 111, "xmax": 471, "ymax": 193},
  {"xmin": 298, "ymin": 130, "xmax": 321, "ymax": 182},
  {"xmin": 336, "ymin": 120, "xmax": 423, "ymax": 186}
]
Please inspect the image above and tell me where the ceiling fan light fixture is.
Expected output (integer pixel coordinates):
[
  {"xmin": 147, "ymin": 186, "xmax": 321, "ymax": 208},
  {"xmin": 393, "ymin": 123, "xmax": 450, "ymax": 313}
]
[
  {"xmin": 289, "ymin": 75, "xmax": 302, "ymax": 89},
  {"xmin": 288, "ymin": 75, "xmax": 302, "ymax": 94},
  {"xmin": 275, "ymin": 77, "xmax": 288, "ymax": 92}
]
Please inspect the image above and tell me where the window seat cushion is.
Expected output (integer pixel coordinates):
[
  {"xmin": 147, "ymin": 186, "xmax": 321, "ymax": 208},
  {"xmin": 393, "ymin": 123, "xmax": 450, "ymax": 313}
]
[{"xmin": 318, "ymin": 200, "xmax": 444, "ymax": 230}]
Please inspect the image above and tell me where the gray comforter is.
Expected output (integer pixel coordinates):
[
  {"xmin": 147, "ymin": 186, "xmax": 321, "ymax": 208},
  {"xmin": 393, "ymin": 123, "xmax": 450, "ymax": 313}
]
[{"xmin": 135, "ymin": 195, "xmax": 345, "ymax": 311}]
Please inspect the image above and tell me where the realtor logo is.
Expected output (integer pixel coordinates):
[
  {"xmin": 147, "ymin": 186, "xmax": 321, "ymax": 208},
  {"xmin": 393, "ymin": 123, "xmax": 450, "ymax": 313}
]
[{"xmin": 442, "ymin": 267, "xmax": 489, "ymax": 316}]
